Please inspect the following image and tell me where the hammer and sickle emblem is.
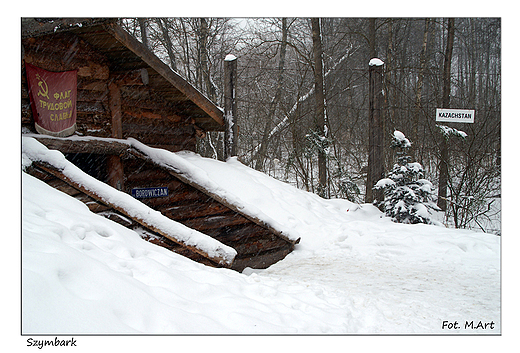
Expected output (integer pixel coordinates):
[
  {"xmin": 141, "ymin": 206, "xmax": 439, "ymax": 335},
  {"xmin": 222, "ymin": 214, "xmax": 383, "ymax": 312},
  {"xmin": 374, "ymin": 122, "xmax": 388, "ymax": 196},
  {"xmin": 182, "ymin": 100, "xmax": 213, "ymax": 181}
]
[{"xmin": 36, "ymin": 73, "xmax": 49, "ymax": 100}]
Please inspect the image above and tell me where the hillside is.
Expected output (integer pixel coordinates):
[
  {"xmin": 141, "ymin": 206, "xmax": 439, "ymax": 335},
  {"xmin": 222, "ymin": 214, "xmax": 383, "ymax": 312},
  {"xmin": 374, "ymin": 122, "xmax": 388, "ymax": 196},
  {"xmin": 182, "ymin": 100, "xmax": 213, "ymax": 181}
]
[{"xmin": 22, "ymin": 147, "xmax": 500, "ymax": 334}]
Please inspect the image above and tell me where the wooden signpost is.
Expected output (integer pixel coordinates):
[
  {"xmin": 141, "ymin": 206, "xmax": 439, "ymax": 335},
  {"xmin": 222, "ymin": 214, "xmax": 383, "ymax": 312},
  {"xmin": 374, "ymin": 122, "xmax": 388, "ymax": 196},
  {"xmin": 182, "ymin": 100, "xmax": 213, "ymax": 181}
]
[{"xmin": 366, "ymin": 58, "xmax": 385, "ymax": 204}]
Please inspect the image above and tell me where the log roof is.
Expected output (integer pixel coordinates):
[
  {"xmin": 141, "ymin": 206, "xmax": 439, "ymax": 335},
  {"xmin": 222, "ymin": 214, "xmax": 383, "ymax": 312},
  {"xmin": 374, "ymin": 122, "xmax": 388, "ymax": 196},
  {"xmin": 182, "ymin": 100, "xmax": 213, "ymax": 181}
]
[
  {"xmin": 21, "ymin": 18, "xmax": 225, "ymax": 132},
  {"xmin": 23, "ymin": 135, "xmax": 300, "ymax": 271}
]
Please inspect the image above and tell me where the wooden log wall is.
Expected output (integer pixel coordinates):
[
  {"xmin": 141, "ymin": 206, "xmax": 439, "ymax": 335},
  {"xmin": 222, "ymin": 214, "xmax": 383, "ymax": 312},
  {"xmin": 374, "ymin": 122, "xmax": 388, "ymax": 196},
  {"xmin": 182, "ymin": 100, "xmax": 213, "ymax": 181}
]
[
  {"xmin": 122, "ymin": 157, "xmax": 294, "ymax": 272},
  {"xmin": 22, "ymin": 31, "xmax": 198, "ymax": 153},
  {"xmin": 22, "ymin": 33, "xmax": 112, "ymax": 137}
]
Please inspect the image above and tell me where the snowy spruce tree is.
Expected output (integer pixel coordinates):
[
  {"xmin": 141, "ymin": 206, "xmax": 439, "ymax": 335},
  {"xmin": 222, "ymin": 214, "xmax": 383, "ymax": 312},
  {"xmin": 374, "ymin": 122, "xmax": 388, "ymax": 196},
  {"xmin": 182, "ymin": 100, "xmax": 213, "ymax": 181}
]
[{"xmin": 374, "ymin": 131, "xmax": 439, "ymax": 224}]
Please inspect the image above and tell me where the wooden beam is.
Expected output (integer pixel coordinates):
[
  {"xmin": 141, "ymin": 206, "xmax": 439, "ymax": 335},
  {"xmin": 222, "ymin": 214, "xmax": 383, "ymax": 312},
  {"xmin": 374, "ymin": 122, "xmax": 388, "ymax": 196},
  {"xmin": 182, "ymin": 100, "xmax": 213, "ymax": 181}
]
[
  {"xmin": 366, "ymin": 60, "xmax": 385, "ymax": 204},
  {"xmin": 108, "ymin": 81, "xmax": 122, "ymax": 139},
  {"xmin": 107, "ymin": 81, "xmax": 124, "ymax": 191},
  {"xmin": 31, "ymin": 136, "xmax": 130, "ymax": 155}
]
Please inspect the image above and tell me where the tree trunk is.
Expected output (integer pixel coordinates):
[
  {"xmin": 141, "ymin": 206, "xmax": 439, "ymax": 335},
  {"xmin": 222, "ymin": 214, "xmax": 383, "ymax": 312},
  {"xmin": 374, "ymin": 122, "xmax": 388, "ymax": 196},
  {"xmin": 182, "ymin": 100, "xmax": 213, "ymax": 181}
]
[
  {"xmin": 437, "ymin": 18, "xmax": 455, "ymax": 211},
  {"xmin": 254, "ymin": 18, "xmax": 288, "ymax": 171},
  {"xmin": 413, "ymin": 18, "xmax": 430, "ymax": 158},
  {"xmin": 311, "ymin": 18, "xmax": 327, "ymax": 198},
  {"xmin": 369, "ymin": 18, "xmax": 376, "ymax": 59},
  {"xmin": 157, "ymin": 18, "xmax": 177, "ymax": 71},
  {"xmin": 199, "ymin": 18, "xmax": 216, "ymax": 101},
  {"xmin": 138, "ymin": 18, "xmax": 148, "ymax": 48}
]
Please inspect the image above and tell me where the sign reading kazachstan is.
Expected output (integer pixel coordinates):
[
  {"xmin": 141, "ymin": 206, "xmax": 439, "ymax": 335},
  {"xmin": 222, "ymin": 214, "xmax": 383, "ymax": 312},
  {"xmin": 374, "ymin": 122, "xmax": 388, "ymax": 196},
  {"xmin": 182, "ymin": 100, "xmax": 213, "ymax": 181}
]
[
  {"xmin": 436, "ymin": 108, "xmax": 475, "ymax": 124},
  {"xmin": 25, "ymin": 63, "xmax": 78, "ymax": 136}
]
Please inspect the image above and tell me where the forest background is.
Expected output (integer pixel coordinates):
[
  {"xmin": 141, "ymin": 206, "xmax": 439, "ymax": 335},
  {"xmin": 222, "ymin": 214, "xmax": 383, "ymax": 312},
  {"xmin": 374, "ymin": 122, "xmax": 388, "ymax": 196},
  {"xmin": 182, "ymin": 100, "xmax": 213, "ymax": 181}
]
[{"xmin": 119, "ymin": 18, "xmax": 500, "ymax": 234}]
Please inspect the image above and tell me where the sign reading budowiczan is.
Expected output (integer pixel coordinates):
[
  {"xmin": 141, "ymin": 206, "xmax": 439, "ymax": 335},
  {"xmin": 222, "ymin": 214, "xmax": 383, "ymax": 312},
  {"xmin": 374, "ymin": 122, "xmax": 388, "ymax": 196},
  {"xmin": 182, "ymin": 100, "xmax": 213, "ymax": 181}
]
[
  {"xmin": 436, "ymin": 108, "xmax": 475, "ymax": 124},
  {"xmin": 25, "ymin": 63, "xmax": 78, "ymax": 136}
]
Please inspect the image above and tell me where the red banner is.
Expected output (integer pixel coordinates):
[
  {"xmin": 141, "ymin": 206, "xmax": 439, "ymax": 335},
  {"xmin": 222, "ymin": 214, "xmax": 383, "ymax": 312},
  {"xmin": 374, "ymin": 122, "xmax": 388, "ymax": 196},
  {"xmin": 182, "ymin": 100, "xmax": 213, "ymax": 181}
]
[{"xmin": 25, "ymin": 63, "xmax": 77, "ymax": 137}]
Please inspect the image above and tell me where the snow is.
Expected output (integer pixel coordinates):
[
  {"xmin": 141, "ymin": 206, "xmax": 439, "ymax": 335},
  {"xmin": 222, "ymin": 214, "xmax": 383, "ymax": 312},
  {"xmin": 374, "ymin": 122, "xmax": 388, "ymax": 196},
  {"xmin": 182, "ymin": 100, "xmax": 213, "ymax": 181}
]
[
  {"xmin": 369, "ymin": 58, "xmax": 384, "ymax": 66},
  {"xmin": 129, "ymin": 138, "xmax": 301, "ymax": 243},
  {"xmin": 21, "ymin": 137, "xmax": 237, "ymax": 265},
  {"xmin": 375, "ymin": 178, "xmax": 395, "ymax": 188},
  {"xmin": 21, "ymin": 140, "xmax": 501, "ymax": 336},
  {"xmin": 224, "ymin": 54, "xmax": 237, "ymax": 61},
  {"xmin": 437, "ymin": 124, "xmax": 468, "ymax": 138},
  {"xmin": 393, "ymin": 130, "xmax": 412, "ymax": 147}
]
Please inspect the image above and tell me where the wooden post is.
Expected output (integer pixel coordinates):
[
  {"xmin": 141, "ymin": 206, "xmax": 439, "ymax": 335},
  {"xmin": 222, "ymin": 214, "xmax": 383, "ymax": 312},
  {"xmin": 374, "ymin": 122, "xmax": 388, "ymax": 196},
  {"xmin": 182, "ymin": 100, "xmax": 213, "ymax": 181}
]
[
  {"xmin": 224, "ymin": 54, "xmax": 238, "ymax": 160},
  {"xmin": 365, "ymin": 58, "xmax": 385, "ymax": 204},
  {"xmin": 107, "ymin": 81, "xmax": 124, "ymax": 190}
]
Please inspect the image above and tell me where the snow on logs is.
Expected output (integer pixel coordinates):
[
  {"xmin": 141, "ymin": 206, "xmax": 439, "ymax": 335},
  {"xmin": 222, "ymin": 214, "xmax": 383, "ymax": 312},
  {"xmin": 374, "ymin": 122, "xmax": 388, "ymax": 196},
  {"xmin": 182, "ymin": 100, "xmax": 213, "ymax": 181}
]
[
  {"xmin": 22, "ymin": 135, "xmax": 300, "ymax": 271},
  {"xmin": 22, "ymin": 137, "xmax": 237, "ymax": 267}
]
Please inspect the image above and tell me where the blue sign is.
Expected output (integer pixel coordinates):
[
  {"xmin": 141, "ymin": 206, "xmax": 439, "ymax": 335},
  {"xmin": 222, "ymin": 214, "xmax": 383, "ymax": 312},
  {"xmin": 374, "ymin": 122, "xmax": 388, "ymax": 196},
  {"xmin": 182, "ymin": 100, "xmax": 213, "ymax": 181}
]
[{"xmin": 131, "ymin": 187, "xmax": 169, "ymax": 199}]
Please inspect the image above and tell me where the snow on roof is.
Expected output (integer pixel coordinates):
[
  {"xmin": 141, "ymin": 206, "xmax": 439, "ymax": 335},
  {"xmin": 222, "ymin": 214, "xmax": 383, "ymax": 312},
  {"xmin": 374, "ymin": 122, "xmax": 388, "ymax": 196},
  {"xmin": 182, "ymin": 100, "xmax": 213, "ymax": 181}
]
[
  {"xmin": 129, "ymin": 138, "xmax": 302, "ymax": 244},
  {"xmin": 22, "ymin": 136, "xmax": 237, "ymax": 266},
  {"xmin": 22, "ymin": 134, "xmax": 303, "ymax": 244}
]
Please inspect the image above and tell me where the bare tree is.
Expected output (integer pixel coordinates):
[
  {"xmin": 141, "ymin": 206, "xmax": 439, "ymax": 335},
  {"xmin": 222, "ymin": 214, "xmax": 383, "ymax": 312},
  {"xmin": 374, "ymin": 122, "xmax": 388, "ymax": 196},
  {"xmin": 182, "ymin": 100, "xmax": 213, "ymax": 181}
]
[
  {"xmin": 438, "ymin": 18, "xmax": 455, "ymax": 211},
  {"xmin": 311, "ymin": 18, "xmax": 328, "ymax": 197},
  {"xmin": 253, "ymin": 18, "xmax": 288, "ymax": 171}
]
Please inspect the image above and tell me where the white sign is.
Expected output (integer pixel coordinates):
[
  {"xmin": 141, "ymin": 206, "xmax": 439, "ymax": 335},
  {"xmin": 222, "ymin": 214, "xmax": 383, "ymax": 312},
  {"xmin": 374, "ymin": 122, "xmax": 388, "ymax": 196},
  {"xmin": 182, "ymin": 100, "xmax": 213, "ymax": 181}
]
[{"xmin": 436, "ymin": 108, "xmax": 475, "ymax": 123}]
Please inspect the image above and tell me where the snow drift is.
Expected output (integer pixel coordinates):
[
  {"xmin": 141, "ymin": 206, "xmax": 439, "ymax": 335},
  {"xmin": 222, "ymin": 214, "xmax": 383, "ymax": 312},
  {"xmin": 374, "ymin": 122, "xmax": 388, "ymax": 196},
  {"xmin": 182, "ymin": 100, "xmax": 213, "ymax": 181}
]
[{"xmin": 22, "ymin": 143, "xmax": 500, "ymax": 334}]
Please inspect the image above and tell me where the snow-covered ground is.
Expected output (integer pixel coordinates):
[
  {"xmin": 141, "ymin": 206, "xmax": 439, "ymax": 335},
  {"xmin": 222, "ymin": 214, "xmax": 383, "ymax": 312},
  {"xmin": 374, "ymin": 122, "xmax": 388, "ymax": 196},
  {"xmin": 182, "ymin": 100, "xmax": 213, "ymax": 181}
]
[{"xmin": 21, "ymin": 144, "xmax": 501, "ymax": 338}]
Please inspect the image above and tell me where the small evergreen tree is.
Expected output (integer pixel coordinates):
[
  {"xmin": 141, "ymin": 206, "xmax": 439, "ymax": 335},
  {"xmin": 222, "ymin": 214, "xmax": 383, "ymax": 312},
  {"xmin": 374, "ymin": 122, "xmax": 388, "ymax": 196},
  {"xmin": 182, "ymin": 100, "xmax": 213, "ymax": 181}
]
[
  {"xmin": 304, "ymin": 128, "xmax": 360, "ymax": 201},
  {"xmin": 374, "ymin": 131, "xmax": 439, "ymax": 224}
]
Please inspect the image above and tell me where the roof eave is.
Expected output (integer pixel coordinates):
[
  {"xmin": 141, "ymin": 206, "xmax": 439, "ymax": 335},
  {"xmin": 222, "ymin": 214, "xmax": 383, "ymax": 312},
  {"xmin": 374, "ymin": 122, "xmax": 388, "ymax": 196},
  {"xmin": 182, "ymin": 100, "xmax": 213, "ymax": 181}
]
[{"xmin": 102, "ymin": 22, "xmax": 225, "ymax": 130}]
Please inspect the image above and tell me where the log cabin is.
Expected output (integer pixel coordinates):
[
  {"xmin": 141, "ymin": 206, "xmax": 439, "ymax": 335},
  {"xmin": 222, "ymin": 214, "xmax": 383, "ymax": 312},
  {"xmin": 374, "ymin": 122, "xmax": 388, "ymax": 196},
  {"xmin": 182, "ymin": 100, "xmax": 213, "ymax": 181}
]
[{"xmin": 21, "ymin": 18, "xmax": 299, "ymax": 272}]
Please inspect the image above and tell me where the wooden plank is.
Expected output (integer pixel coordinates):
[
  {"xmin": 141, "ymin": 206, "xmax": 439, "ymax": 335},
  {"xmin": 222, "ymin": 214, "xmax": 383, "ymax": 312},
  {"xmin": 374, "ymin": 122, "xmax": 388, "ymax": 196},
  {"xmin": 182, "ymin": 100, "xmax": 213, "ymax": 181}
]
[
  {"xmin": 231, "ymin": 244, "xmax": 294, "ymax": 272},
  {"xmin": 113, "ymin": 68, "xmax": 149, "ymax": 86},
  {"xmin": 180, "ymin": 212, "xmax": 251, "ymax": 231},
  {"xmin": 24, "ymin": 165, "xmax": 55, "ymax": 182},
  {"xmin": 202, "ymin": 223, "xmax": 268, "ymax": 244},
  {"xmin": 157, "ymin": 165, "xmax": 300, "ymax": 245},
  {"xmin": 124, "ymin": 168, "xmax": 174, "ymax": 184},
  {"xmin": 121, "ymin": 122, "xmax": 192, "ymax": 136},
  {"xmin": 107, "ymin": 155, "xmax": 124, "ymax": 191},
  {"xmin": 97, "ymin": 211, "xmax": 135, "ymax": 228},
  {"xmin": 46, "ymin": 178, "xmax": 82, "ymax": 196},
  {"xmin": 146, "ymin": 143, "xmax": 196, "ymax": 153},
  {"xmin": 108, "ymin": 81, "xmax": 122, "ymax": 139},
  {"xmin": 85, "ymin": 200, "xmax": 112, "ymax": 213},
  {"xmin": 33, "ymin": 136, "xmax": 130, "ymax": 156},
  {"xmin": 161, "ymin": 199, "xmax": 230, "ymax": 221},
  {"xmin": 232, "ymin": 235, "xmax": 290, "ymax": 256}
]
